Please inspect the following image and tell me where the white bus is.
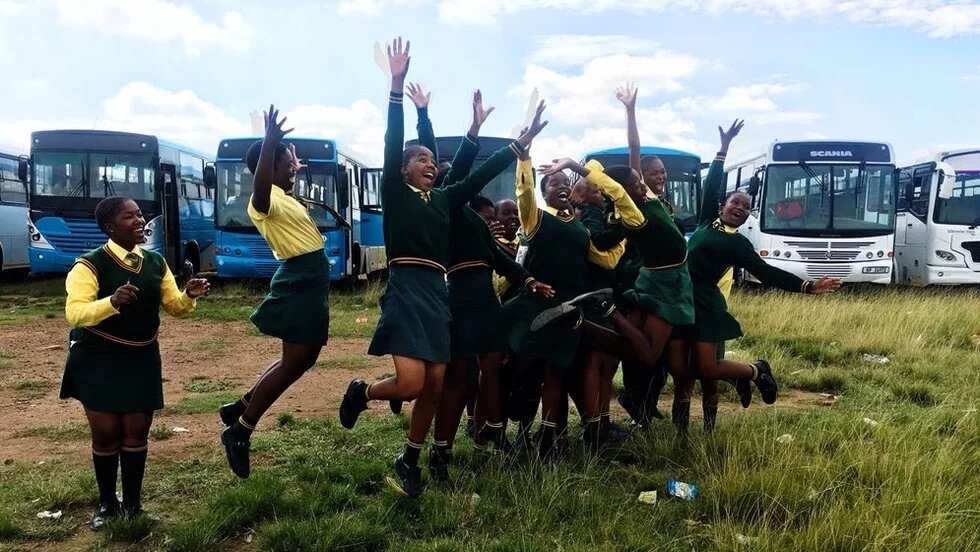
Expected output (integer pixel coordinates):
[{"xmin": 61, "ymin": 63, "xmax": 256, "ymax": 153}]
[
  {"xmin": 895, "ymin": 149, "xmax": 980, "ymax": 286},
  {"xmin": 725, "ymin": 140, "xmax": 897, "ymax": 284},
  {"xmin": 0, "ymin": 150, "xmax": 29, "ymax": 274}
]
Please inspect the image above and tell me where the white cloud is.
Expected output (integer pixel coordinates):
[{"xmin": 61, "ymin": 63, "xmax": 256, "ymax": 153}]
[
  {"xmin": 962, "ymin": 65, "xmax": 980, "ymax": 82},
  {"xmin": 667, "ymin": 78, "xmax": 819, "ymax": 126},
  {"xmin": 352, "ymin": 0, "xmax": 980, "ymax": 36},
  {"xmin": 288, "ymin": 100, "xmax": 385, "ymax": 164},
  {"xmin": 526, "ymin": 34, "xmax": 660, "ymax": 67},
  {"xmin": 55, "ymin": 0, "xmax": 252, "ymax": 54}
]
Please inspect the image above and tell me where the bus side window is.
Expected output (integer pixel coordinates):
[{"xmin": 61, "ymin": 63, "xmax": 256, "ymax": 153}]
[
  {"xmin": 0, "ymin": 157, "xmax": 27, "ymax": 204},
  {"xmin": 896, "ymin": 172, "xmax": 911, "ymax": 212},
  {"xmin": 910, "ymin": 167, "xmax": 932, "ymax": 221}
]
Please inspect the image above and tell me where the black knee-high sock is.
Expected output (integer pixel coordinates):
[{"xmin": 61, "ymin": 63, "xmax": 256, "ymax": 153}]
[
  {"xmin": 403, "ymin": 439, "xmax": 423, "ymax": 465},
  {"xmin": 120, "ymin": 445, "xmax": 148, "ymax": 510},
  {"xmin": 92, "ymin": 449, "xmax": 119, "ymax": 504}
]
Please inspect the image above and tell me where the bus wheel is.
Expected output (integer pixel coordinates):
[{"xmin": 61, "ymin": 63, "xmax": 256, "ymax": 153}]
[{"xmin": 351, "ymin": 242, "xmax": 362, "ymax": 279}]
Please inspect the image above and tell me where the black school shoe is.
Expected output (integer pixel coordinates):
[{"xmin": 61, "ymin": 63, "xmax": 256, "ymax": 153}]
[
  {"xmin": 529, "ymin": 288, "xmax": 614, "ymax": 332},
  {"xmin": 428, "ymin": 447, "xmax": 452, "ymax": 483},
  {"xmin": 602, "ymin": 419, "xmax": 630, "ymax": 442},
  {"xmin": 389, "ymin": 400, "xmax": 403, "ymax": 415},
  {"xmin": 219, "ymin": 401, "xmax": 246, "ymax": 427},
  {"xmin": 89, "ymin": 499, "xmax": 121, "ymax": 532},
  {"xmin": 221, "ymin": 426, "xmax": 251, "ymax": 479},
  {"xmin": 734, "ymin": 378, "xmax": 753, "ymax": 408},
  {"xmin": 393, "ymin": 454, "xmax": 423, "ymax": 498},
  {"xmin": 752, "ymin": 360, "xmax": 778, "ymax": 404},
  {"xmin": 339, "ymin": 379, "xmax": 369, "ymax": 429}
]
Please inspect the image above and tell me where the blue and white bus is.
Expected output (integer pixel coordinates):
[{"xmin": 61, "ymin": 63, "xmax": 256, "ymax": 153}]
[
  {"xmin": 725, "ymin": 140, "xmax": 897, "ymax": 284},
  {"xmin": 405, "ymin": 136, "xmax": 520, "ymax": 203},
  {"xmin": 582, "ymin": 146, "xmax": 703, "ymax": 236},
  {"xmin": 0, "ymin": 150, "xmax": 29, "ymax": 274},
  {"xmin": 211, "ymin": 137, "xmax": 385, "ymax": 281},
  {"xmin": 25, "ymin": 130, "xmax": 216, "ymax": 275}
]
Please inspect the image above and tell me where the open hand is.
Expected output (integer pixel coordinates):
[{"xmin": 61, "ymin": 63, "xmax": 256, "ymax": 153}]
[
  {"xmin": 516, "ymin": 100, "xmax": 548, "ymax": 149},
  {"xmin": 488, "ymin": 220, "xmax": 506, "ymax": 239},
  {"xmin": 527, "ymin": 280, "xmax": 555, "ymax": 298},
  {"xmin": 288, "ymin": 144, "xmax": 307, "ymax": 173},
  {"xmin": 719, "ymin": 119, "xmax": 745, "ymax": 153},
  {"xmin": 406, "ymin": 83, "xmax": 430, "ymax": 109},
  {"xmin": 472, "ymin": 89, "xmax": 495, "ymax": 129},
  {"xmin": 263, "ymin": 104, "xmax": 294, "ymax": 143},
  {"xmin": 616, "ymin": 83, "xmax": 637, "ymax": 109},
  {"xmin": 811, "ymin": 277, "xmax": 842, "ymax": 294},
  {"xmin": 387, "ymin": 37, "xmax": 411, "ymax": 82},
  {"xmin": 110, "ymin": 283, "xmax": 139, "ymax": 309},
  {"xmin": 185, "ymin": 278, "xmax": 211, "ymax": 299},
  {"xmin": 538, "ymin": 158, "xmax": 581, "ymax": 177}
]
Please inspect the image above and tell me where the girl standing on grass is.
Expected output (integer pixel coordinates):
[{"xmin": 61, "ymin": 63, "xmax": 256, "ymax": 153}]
[
  {"xmin": 62, "ymin": 196, "xmax": 209, "ymax": 530},
  {"xmin": 219, "ymin": 103, "xmax": 332, "ymax": 479},
  {"xmin": 667, "ymin": 120, "xmax": 842, "ymax": 432},
  {"xmin": 338, "ymin": 37, "xmax": 548, "ymax": 497}
]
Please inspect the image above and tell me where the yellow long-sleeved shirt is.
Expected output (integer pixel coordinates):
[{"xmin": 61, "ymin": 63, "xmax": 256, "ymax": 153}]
[
  {"xmin": 492, "ymin": 235, "xmax": 521, "ymax": 297},
  {"xmin": 715, "ymin": 221, "xmax": 739, "ymax": 301},
  {"xmin": 515, "ymin": 159, "xmax": 621, "ymax": 270},
  {"xmin": 65, "ymin": 240, "xmax": 197, "ymax": 327},
  {"xmin": 582, "ymin": 160, "xmax": 646, "ymax": 228}
]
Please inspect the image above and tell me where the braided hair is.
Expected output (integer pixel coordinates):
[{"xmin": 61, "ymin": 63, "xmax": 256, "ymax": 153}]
[{"xmin": 94, "ymin": 196, "xmax": 132, "ymax": 236}]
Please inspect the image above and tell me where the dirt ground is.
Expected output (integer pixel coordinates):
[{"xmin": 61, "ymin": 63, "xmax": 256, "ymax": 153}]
[{"xmin": 1, "ymin": 316, "xmax": 823, "ymax": 470}]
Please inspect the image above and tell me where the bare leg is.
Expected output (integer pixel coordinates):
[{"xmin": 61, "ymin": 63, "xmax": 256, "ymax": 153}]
[
  {"xmin": 433, "ymin": 358, "xmax": 471, "ymax": 449},
  {"xmin": 473, "ymin": 352, "xmax": 505, "ymax": 447},
  {"xmin": 242, "ymin": 342, "xmax": 322, "ymax": 427}
]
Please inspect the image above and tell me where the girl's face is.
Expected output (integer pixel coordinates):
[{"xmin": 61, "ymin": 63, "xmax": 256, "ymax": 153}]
[
  {"xmin": 476, "ymin": 205, "xmax": 496, "ymax": 224},
  {"xmin": 641, "ymin": 159, "xmax": 667, "ymax": 195},
  {"xmin": 275, "ymin": 150, "xmax": 297, "ymax": 191},
  {"xmin": 495, "ymin": 200, "xmax": 519, "ymax": 237},
  {"xmin": 624, "ymin": 169, "xmax": 647, "ymax": 205},
  {"xmin": 106, "ymin": 199, "xmax": 146, "ymax": 246},
  {"xmin": 543, "ymin": 172, "xmax": 572, "ymax": 211},
  {"xmin": 720, "ymin": 192, "xmax": 751, "ymax": 227},
  {"xmin": 403, "ymin": 147, "xmax": 437, "ymax": 190}
]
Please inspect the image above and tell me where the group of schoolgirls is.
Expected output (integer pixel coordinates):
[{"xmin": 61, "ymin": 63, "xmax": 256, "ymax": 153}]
[{"xmin": 58, "ymin": 36, "xmax": 845, "ymax": 526}]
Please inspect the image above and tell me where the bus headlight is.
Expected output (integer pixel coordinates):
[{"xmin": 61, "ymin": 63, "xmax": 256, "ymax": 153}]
[
  {"xmin": 866, "ymin": 252, "xmax": 873, "ymax": 259},
  {"xmin": 772, "ymin": 249, "xmax": 781, "ymax": 257},
  {"xmin": 27, "ymin": 223, "xmax": 54, "ymax": 250},
  {"xmin": 783, "ymin": 251, "xmax": 791, "ymax": 258},
  {"xmin": 877, "ymin": 251, "xmax": 884, "ymax": 258},
  {"xmin": 934, "ymin": 250, "xmax": 961, "ymax": 265}
]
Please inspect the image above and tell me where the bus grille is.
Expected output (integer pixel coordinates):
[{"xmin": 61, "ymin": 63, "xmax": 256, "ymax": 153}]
[
  {"xmin": 806, "ymin": 264, "xmax": 852, "ymax": 278},
  {"xmin": 45, "ymin": 219, "xmax": 105, "ymax": 254},
  {"xmin": 236, "ymin": 235, "xmax": 276, "ymax": 259},
  {"xmin": 796, "ymin": 250, "xmax": 860, "ymax": 261}
]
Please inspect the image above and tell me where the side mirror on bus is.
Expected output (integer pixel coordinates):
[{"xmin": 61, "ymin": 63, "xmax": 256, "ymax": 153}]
[
  {"xmin": 936, "ymin": 161, "xmax": 956, "ymax": 200},
  {"xmin": 17, "ymin": 159, "xmax": 28, "ymax": 182},
  {"xmin": 203, "ymin": 165, "xmax": 217, "ymax": 189},
  {"xmin": 748, "ymin": 175, "xmax": 760, "ymax": 197}
]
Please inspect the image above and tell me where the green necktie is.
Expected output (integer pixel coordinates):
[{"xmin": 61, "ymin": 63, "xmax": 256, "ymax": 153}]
[{"xmin": 125, "ymin": 252, "xmax": 139, "ymax": 268}]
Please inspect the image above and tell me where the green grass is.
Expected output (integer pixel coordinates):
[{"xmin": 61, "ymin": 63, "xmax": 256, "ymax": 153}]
[
  {"xmin": 13, "ymin": 420, "xmax": 89, "ymax": 440},
  {"xmin": 183, "ymin": 375, "xmax": 234, "ymax": 393},
  {"xmin": 315, "ymin": 356, "xmax": 375, "ymax": 371},
  {"xmin": 7, "ymin": 378, "xmax": 53, "ymax": 392},
  {"xmin": 3, "ymin": 284, "xmax": 980, "ymax": 550},
  {"xmin": 151, "ymin": 426, "xmax": 175, "ymax": 440}
]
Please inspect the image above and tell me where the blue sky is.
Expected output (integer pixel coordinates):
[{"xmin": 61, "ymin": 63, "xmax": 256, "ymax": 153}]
[{"xmin": 1, "ymin": 0, "xmax": 978, "ymax": 166}]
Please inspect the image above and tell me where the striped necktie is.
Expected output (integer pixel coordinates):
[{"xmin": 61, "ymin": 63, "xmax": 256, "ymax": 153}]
[{"xmin": 124, "ymin": 252, "xmax": 139, "ymax": 268}]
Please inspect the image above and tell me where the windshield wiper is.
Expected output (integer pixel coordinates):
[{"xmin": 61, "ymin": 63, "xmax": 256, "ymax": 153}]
[
  {"xmin": 968, "ymin": 212, "xmax": 980, "ymax": 230},
  {"xmin": 295, "ymin": 196, "xmax": 352, "ymax": 230},
  {"xmin": 101, "ymin": 158, "xmax": 115, "ymax": 197}
]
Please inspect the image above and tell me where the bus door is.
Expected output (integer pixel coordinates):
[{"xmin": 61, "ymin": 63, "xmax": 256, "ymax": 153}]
[{"xmin": 160, "ymin": 163, "xmax": 182, "ymax": 271}]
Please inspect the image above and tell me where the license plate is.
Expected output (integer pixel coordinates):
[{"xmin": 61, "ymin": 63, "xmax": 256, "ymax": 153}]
[{"xmin": 862, "ymin": 266, "xmax": 890, "ymax": 274}]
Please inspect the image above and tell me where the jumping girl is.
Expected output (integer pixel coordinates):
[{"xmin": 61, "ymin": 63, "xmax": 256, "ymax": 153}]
[
  {"xmin": 338, "ymin": 38, "xmax": 547, "ymax": 497},
  {"xmin": 62, "ymin": 196, "xmax": 209, "ymax": 529}
]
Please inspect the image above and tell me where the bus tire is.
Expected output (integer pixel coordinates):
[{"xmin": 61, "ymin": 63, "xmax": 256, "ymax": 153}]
[
  {"xmin": 184, "ymin": 243, "xmax": 201, "ymax": 275},
  {"xmin": 351, "ymin": 242, "xmax": 362, "ymax": 278}
]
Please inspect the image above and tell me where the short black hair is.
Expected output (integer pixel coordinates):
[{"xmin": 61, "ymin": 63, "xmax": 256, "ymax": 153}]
[
  {"xmin": 94, "ymin": 196, "xmax": 133, "ymax": 236},
  {"xmin": 245, "ymin": 140, "xmax": 289, "ymax": 175},
  {"xmin": 640, "ymin": 155, "xmax": 663, "ymax": 171},
  {"xmin": 402, "ymin": 145, "xmax": 430, "ymax": 168},
  {"xmin": 469, "ymin": 195, "xmax": 494, "ymax": 212},
  {"xmin": 722, "ymin": 190, "xmax": 748, "ymax": 207},
  {"xmin": 494, "ymin": 198, "xmax": 516, "ymax": 214},
  {"xmin": 605, "ymin": 165, "xmax": 634, "ymax": 187}
]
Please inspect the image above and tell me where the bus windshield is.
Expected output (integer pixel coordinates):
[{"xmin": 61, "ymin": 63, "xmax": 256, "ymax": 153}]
[
  {"xmin": 935, "ymin": 152, "xmax": 980, "ymax": 226},
  {"xmin": 33, "ymin": 152, "xmax": 155, "ymax": 201},
  {"xmin": 762, "ymin": 164, "xmax": 895, "ymax": 236},
  {"xmin": 216, "ymin": 161, "xmax": 339, "ymax": 230},
  {"xmin": 588, "ymin": 154, "xmax": 700, "ymax": 230}
]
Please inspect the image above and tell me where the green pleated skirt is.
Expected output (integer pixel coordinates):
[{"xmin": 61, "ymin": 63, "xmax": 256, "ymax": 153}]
[
  {"xmin": 502, "ymin": 291, "xmax": 581, "ymax": 369},
  {"xmin": 61, "ymin": 328, "xmax": 163, "ymax": 413},
  {"xmin": 251, "ymin": 250, "xmax": 331, "ymax": 347},
  {"xmin": 623, "ymin": 264, "xmax": 695, "ymax": 326},
  {"xmin": 369, "ymin": 264, "xmax": 451, "ymax": 363},
  {"xmin": 672, "ymin": 282, "xmax": 743, "ymax": 343},
  {"xmin": 448, "ymin": 267, "xmax": 505, "ymax": 360}
]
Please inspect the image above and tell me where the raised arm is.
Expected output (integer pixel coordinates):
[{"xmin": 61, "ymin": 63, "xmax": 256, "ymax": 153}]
[
  {"xmin": 616, "ymin": 84, "xmax": 641, "ymax": 175},
  {"xmin": 580, "ymin": 202, "xmax": 625, "ymax": 251},
  {"xmin": 408, "ymin": 83, "xmax": 438, "ymax": 162},
  {"xmin": 380, "ymin": 37, "xmax": 411, "ymax": 209},
  {"xmin": 438, "ymin": 89, "xmax": 494, "ymax": 187},
  {"xmin": 443, "ymin": 100, "xmax": 547, "ymax": 209},
  {"xmin": 731, "ymin": 234, "xmax": 840, "ymax": 294},
  {"xmin": 698, "ymin": 119, "xmax": 744, "ymax": 226},
  {"xmin": 250, "ymin": 105, "xmax": 294, "ymax": 215},
  {"xmin": 539, "ymin": 158, "xmax": 645, "ymax": 228}
]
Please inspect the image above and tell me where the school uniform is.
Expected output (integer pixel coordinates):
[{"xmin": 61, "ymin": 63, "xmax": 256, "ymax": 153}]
[
  {"xmin": 247, "ymin": 185, "xmax": 330, "ymax": 348},
  {"xmin": 502, "ymin": 160, "xmax": 617, "ymax": 368},
  {"xmin": 61, "ymin": 241, "xmax": 197, "ymax": 412},
  {"xmin": 368, "ymin": 91, "xmax": 524, "ymax": 364},
  {"xmin": 579, "ymin": 201, "xmax": 626, "ymax": 293},
  {"xmin": 676, "ymin": 153, "xmax": 813, "ymax": 343},
  {"xmin": 582, "ymin": 160, "xmax": 694, "ymax": 326}
]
